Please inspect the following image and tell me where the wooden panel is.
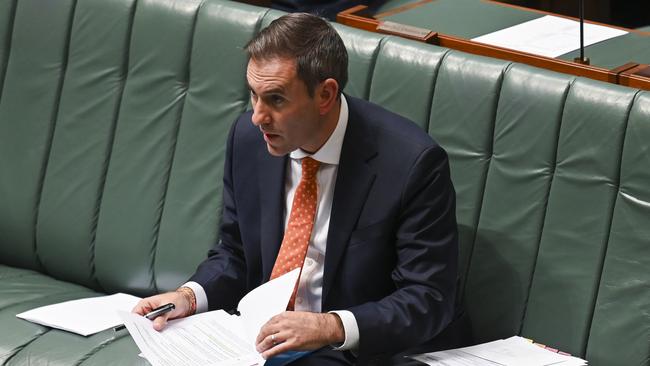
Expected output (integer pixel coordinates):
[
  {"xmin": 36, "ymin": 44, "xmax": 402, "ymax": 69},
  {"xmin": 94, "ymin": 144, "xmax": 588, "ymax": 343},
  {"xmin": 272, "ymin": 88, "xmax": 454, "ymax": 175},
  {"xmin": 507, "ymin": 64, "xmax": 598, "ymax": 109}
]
[{"xmin": 620, "ymin": 65, "xmax": 650, "ymax": 90}]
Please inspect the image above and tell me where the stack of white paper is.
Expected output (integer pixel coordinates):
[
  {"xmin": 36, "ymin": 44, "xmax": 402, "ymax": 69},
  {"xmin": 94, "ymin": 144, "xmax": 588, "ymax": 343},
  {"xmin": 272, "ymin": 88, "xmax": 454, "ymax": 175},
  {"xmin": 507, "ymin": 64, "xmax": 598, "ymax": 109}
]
[
  {"xmin": 411, "ymin": 336, "xmax": 587, "ymax": 366},
  {"xmin": 120, "ymin": 269, "xmax": 300, "ymax": 366},
  {"xmin": 122, "ymin": 310, "xmax": 262, "ymax": 366},
  {"xmin": 471, "ymin": 15, "xmax": 627, "ymax": 58},
  {"xmin": 16, "ymin": 293, "xmax": 142, "ymax": 336}
]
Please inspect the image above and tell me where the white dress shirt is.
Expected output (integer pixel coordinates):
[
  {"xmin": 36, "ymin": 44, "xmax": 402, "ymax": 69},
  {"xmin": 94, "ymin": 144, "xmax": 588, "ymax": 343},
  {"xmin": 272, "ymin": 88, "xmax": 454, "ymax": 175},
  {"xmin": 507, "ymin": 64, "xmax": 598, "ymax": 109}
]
[{"xmin": 184, "ymin": 95, "xmax": 359, "ymax": 350}]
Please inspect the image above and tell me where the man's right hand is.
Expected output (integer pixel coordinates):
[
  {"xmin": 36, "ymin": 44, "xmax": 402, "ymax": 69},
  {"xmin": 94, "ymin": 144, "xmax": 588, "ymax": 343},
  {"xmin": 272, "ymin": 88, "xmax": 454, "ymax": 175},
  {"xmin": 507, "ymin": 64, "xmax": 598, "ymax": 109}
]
[{"xmin": 132, "ymin": 288, "xmax": 194, "ymax": 331}]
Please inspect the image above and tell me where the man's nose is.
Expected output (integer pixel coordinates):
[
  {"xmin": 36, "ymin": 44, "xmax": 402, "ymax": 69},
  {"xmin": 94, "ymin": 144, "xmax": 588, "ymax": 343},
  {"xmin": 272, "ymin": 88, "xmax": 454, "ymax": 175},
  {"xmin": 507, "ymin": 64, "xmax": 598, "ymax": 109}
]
[{"xmin": 251, "ymin": 100, "xmax": 270, "ymax": 126}]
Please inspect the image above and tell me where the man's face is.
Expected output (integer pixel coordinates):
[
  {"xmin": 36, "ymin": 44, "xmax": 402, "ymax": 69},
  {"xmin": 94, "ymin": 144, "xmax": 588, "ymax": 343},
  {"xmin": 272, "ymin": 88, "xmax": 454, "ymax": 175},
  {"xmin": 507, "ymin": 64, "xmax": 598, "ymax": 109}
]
[{"xmin": 247, "ymin": 57, "xmax": 324, "ymax": 156}]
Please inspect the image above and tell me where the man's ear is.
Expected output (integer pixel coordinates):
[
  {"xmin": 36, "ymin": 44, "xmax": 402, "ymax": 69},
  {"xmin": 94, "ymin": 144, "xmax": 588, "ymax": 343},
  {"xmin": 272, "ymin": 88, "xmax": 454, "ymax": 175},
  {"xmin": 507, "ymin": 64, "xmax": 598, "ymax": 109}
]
[{"xmin": 318, "ymin": 78, "xmax": 340, "ymax": 116}]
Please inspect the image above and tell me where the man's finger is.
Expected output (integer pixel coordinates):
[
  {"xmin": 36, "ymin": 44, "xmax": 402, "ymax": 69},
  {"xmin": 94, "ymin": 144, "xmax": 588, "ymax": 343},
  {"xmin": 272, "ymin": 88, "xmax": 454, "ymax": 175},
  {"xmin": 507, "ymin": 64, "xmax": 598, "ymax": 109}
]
[
  {"xmin": 152, "ymin": 312, "xmax": 171, "ymax": 331},
  {"xmin": 256, "ymin": 331, "xmax": 279, "ymax": 353},
  {"xmin": 255, "ymin": 321, "xmax": 280, "ymax": 345},
  {"xmin": 261, "ymin": 339, "xmax": 292, "ymax": 360},
  {"xmin": 132, "ymin": 300, "xmax": 155, "ymax": 316},
  {"xmin": 255, "ymin": 327, "xmax": 268, "ymax": 345}
]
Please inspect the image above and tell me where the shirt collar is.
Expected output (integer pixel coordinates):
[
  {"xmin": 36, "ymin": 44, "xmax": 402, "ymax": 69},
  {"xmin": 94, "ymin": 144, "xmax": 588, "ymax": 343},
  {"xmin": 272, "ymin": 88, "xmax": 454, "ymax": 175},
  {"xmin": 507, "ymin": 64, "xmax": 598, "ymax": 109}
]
[{"xmin": 289, "ymin": 94, "xmax": 348, "ymax": 165}]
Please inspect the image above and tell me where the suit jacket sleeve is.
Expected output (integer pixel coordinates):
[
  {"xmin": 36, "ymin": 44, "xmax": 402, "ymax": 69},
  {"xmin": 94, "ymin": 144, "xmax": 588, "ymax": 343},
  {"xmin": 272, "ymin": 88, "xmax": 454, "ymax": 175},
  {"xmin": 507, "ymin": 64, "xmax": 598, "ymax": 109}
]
[
  {"xmin": 349, "ymin": 144, "xmax": 459, "ymax": 358},
  {"xmin": 188, "ymin": 117, "xmax": 248, "ymax": 312}
]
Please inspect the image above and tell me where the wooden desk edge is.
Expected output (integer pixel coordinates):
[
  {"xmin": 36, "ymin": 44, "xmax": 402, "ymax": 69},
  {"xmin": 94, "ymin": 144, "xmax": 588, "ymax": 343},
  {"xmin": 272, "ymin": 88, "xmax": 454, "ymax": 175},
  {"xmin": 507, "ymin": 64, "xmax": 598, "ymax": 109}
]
[
  {"xmin": 438, "ymin": 35, "xmax": 616, "ymax": 83},
  {"xmin": 337, "ymin": 5, "xmax": 379, "ymax": 32},
  {"xmin": 619, "ymin": 65, "xmax": 650, "ymax": 90}
]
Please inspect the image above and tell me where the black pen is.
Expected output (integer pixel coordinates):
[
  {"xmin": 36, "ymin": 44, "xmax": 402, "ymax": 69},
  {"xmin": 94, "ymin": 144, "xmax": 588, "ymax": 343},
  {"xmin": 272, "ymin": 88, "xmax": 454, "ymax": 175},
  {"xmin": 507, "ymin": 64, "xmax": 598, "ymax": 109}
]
[
  {"xmin": 144, "ymin": 303, "xmax": 175, "ymax": 320},
  {"xmin": 114, "ymin": 303, "xmax": 176, "ymax": 332}
]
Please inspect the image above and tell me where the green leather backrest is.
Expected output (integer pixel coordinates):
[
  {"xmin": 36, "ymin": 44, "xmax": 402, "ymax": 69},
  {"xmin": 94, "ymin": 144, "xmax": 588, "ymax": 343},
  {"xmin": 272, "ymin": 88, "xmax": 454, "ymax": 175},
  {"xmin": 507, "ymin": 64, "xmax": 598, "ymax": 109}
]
[
  {"xmin": 520, "ymin": 78, "xmax": 636, "ymax": 355},
  {"xmin": 0, "ymin": 1, "xmax": 15, "ymax": 95},
  {"xmin": 0, "ymin": 1, "xmax": 647, "ymax": 365},
  {"xmin": 37, "ymin": 0, "xmax": 136, "ymax": 291},
  {"xmin": 0, "ymin": 0, "xmax": 267, "ymax": 294},
  {"xmin": 0, "ymin": 0, "xmax": 76, "ymax": 271},
  {"xmin": 429, "ymin": 52, "xmax": 510, "ymax": 296},
  {"xmin": 368, "ymin": 38, "xmax": 447, "ymax": 129},
  {"xmin": 465, "ymin": 64, "xmax": 574, "ymax": 343},
  {"xmin": 587, "ymin": 92, "xmax": 650, "ymax": 365}
]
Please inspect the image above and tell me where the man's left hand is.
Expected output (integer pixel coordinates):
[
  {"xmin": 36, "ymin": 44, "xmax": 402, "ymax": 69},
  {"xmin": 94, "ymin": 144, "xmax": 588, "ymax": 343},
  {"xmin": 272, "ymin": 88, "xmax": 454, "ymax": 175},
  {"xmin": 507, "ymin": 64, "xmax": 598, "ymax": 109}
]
[{"xmin": 255, "ymin": 311, "xmax": 345, "ymax": 359}]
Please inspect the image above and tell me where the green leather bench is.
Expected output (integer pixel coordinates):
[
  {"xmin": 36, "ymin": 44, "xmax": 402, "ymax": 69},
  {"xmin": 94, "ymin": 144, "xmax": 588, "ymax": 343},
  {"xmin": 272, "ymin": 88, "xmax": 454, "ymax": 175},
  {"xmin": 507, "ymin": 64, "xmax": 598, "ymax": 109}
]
[{"xmin": 0, "ymin": 0, "xmax": 648, "ymax": 365}]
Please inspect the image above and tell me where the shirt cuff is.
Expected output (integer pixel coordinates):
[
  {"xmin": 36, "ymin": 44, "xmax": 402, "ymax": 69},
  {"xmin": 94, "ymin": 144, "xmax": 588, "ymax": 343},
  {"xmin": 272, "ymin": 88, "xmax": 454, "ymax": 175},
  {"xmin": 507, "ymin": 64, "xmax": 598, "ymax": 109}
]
[
  {"xmin": 329, "ymin": 310, "xmax": 359, "ymax": 351},
  {"xmin": 181, "ymin": 281, "xmax": 208, "ymax": 314}
]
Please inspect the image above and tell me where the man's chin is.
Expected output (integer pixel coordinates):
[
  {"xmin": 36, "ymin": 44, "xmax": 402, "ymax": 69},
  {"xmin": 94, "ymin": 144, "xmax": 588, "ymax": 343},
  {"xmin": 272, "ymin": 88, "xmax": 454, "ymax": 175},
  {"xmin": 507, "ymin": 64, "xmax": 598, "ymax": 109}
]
[{"xmin": 265, "ymin": 144, "xmax": 290, "ymax": 157}]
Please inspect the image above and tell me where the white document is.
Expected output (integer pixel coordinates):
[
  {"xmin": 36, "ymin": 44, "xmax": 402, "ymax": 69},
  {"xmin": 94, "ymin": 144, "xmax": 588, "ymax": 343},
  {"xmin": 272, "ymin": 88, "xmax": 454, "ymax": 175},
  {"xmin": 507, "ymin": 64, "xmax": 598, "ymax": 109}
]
[
  {"xmin": 410, "ymin": 348, "xmax": 502, "ymax": 365},
  {"xmin": 459, "ymin": 336, "xmax": 572, "ymax": 366},
  {"xmin": 410, "ymin": 336, "xmax": 587, "ymax": 366},
  {"xmin": 121, "ymin": 310, "xmax": 261, "ymax": 366},
  {"xmin": 16, "ymin": 293, "xmax": 141, "ymax": 336},
  {"xmin": 236, "ymin": 268, "xmax": 301, "ymax": 342},
  {"xmin": 472, "ymin": 15, "xmax": 627, "ymax": 58},
  {"xmin": 120, "ymin": 269, "xmax": 300, "ymax": 366}
]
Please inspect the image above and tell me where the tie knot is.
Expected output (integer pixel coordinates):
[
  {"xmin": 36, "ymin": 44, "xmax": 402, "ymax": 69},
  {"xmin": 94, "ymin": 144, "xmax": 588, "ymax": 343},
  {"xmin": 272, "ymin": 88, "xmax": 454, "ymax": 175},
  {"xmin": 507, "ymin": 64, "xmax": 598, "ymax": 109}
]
[{"xmin": 301, "ymin": 157, "xmax": 320, "ymax": 180}]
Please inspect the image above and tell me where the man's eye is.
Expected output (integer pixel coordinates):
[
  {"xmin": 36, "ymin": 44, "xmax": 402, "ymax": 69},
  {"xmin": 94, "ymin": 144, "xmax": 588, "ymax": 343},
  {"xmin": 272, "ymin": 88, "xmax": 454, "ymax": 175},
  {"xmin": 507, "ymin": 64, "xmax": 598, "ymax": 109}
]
[{"xmin": 270, "ymin": 95, "xmax": 284, "ymax": 105}]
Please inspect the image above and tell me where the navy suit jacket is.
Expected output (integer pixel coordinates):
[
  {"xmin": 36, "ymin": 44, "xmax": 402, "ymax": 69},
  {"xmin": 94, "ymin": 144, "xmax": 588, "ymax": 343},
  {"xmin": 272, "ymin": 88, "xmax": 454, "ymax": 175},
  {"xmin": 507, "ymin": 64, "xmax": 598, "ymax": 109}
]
[{"xmin": 190, "ymin": 95, "xmax": 459, "ymax": 359}]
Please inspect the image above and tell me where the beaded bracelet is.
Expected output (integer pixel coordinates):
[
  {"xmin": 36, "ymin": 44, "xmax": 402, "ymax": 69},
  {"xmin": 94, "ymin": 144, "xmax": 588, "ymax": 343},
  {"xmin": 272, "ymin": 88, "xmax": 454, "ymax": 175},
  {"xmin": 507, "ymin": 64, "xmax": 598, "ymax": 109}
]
[{"xmin": 176, "ymin": 286, "xmax": 197, "ymax": 317}]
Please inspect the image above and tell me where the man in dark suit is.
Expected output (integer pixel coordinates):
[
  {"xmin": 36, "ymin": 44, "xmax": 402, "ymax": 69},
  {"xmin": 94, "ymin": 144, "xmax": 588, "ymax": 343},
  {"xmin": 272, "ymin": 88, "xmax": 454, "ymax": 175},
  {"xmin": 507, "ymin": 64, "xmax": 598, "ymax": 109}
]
[{"xmin": 134, "ymin": 12, "xmax": 458, "ymax": 365}]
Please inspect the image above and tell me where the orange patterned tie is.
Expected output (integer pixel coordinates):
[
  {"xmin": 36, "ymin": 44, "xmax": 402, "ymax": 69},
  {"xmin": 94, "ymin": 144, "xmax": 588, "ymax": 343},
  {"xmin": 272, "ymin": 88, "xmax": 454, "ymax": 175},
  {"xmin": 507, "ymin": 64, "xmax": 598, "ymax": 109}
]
[{"xmin": 270, "ymin": 157, "xmax": 320, "ymax": 310}]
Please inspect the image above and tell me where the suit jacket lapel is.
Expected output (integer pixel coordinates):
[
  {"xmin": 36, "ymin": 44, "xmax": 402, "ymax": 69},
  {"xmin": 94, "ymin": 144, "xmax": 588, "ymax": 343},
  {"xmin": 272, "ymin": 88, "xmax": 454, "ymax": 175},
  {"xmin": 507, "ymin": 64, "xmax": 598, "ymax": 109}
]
[
  {"xmin": 258, "ymin": 148, "xmax": 287, "ymax": 281},
  {"xmin": 322, "ymin": 101, "xmax": 378, "ymax": 305}
]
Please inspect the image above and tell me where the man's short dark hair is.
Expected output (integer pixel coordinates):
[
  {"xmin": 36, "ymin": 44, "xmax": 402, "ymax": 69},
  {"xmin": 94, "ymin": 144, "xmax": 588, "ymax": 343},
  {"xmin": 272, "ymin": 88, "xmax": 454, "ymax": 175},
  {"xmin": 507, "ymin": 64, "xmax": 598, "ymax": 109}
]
[{"xmin": 245, "ymin": 12, "xmax": 348, "ymax": 97}]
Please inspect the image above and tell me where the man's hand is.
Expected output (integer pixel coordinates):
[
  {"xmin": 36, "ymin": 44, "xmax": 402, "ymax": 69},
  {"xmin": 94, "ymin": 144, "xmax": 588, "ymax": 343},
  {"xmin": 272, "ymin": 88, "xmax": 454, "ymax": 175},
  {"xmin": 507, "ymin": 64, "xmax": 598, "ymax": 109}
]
[
  {"xmin": 255, "ymin": 311, "xmax": 345, "ymax": 359},
  {"xmin": 132, "ymin": 289, "xmax": 194, "ymax": 331}
]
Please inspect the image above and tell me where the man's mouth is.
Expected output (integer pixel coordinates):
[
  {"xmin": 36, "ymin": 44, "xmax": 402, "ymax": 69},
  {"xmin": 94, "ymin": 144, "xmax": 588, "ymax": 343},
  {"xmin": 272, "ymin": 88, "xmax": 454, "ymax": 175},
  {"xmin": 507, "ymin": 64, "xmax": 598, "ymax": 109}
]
[{"xmin": 263, "ymin": 132, "xmax": 280, "ymax": 143}]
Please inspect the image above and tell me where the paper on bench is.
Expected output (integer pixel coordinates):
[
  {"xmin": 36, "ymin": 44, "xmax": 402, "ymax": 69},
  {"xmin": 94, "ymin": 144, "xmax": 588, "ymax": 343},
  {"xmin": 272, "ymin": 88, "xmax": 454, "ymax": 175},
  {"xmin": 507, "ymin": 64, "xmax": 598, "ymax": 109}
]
[
  {"xmin": 120, "ymin": 269, "xmax": 300, "ymax": 366},
  {"xmin": 410, "ymin": 336, "xmax": 587, "ymax": 366},
  {"xmin": 410, "ymin": 349, "xmax": 501, "ymax": 365},
  {"xmin": 459, "ymin": 336, "xmax": 577, "ymax": 365},
  {"xmin": 121, "ymin": 310, "xmax": 261, "ymax": 366},
  {"xmin": 16, "ymin": 293, "xmax": 141, "ymax": 336},
  {"xmin": 472, "ymin": 15, "xmax": 627, "ymax": 58}
]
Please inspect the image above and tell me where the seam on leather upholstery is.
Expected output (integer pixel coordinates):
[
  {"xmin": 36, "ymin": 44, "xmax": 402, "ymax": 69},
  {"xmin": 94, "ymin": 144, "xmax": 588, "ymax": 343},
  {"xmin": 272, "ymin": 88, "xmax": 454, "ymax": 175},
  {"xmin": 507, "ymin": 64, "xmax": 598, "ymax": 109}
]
[
  {"xmin": 237, "ymin": 6, "xmax": 272, "ymax": 107},
  {"xmin": 0, "ymin": 272, "xmax": 40, "ymax": 282},
  {"xmin": 424, "ymin": 48, "xmax": 450, "ymax": 132},
  {"xmin": 32, "ymin": 0, "xmax": 80, "ymax": 276},
  {"xmin": 518, "ymin": 77, "xmax": 573, "ymax": 334},
  {"xmin": 149, "ymin": 0, "xmax": 201, "ymax": 294},
  {"xmin": 257, "ymin": 6, "xmax": 273, "ymax": 37},
  {"xmin": 0, "ymin": 0, "xmax": 18, "ymax": 105},
  {"xmin": 233, "ymin": 7, "xmax": 269, "ymax": 109},
  {"xmin": 90, "ymin": 0, "xmax": 139, "ymax": 293},
  {"xmin": 260, "ymin": 6, "xmax": 272, "ymax": 27},
  {"xmin": 366, "ymin": 36, "xmax": 389, "ymax": 102},
  {"xmin": 0, "ymin": 288, "xmax": 90, "ymax": 313},
  {"xmin": 581, "ymin": 88, "xmax": 641, "ymax": 356},
  {"xmin": 0, "ymin": 328, "xmax": 51, "ymax": 365},
  {"xmin": 74, "ymin": 333, "xmax": 127, "ymax": 366},
  {"xmin": 459, "ymin": 61, "xmax": 509, "ymax": 298},
  {"xmin": 364, "ymin": 35, "xmax": 385, "ymax": 101}
]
